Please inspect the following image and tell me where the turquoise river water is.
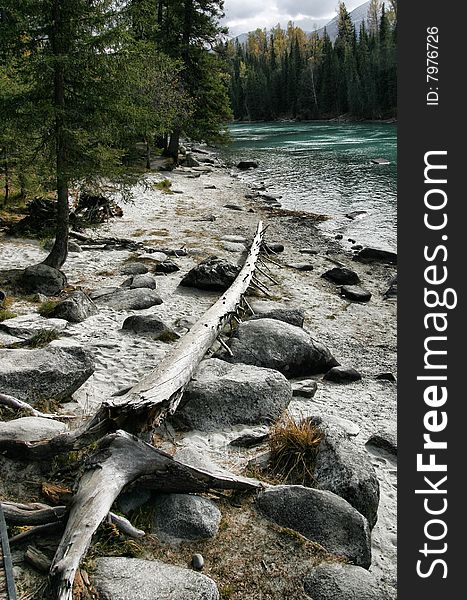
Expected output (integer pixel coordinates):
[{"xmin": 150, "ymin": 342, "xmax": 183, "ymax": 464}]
[{"xmin": 219, "ymin": 122, "xmax": 397, "ymax": 250}]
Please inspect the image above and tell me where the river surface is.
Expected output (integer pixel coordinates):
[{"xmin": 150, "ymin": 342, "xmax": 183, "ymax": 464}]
[{"xmin": 219, "ymin": 122, "xmax": 397, "ymax": 250}]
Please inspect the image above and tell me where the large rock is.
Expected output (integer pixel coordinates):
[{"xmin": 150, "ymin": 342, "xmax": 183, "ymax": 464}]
[
  {"xmin": 0, "ymin": 345, "xmax": 94, "ymax": 401},
  {"xmin": 93, "ymin": 557, "xmax": 219, "ymax": 600},
  {"xmin": 48, "ymin": 291, "xmax": 98, "ymax": 323},
  {"xmin": 17, "ymin": 264, "xmax": 67, "ymax": 296},
  {"xmin": 356, "ymin": 247, "xmax": 397, "ymax": 264},
  {"xmin": 366, "ymin": 427, "xmax": 397, "ymax": 457},
  {"xmin": 122, "ymin": 315, "xmax": 179, "ymax": 341},
  {"xmin": 120, "ymin": 262, "xmax": 149, "ymax": 276},
  {"xmin": 256, "ymin": 485, "xmax": 371, "ymax": 568},
  {"xmin": 121, "ymin": 274, "xmax": 158, "ymax": 290},
  {"xmin": 0, "ymin": 417, "xmax": 67, "ymax": 442},
  {"xmin": 93, "ymin": 288, "xmax": 163, "ymax": 310},
  {"xmin": 250, "ymin": 308, "xmax": 305, "ymax": 328},
  {"xmin": 237, "ymin": 160, "xmax": 258, "ymax": 170},
  {"xmin": 226, "ymin": 319, "xmax": 338, "ymax": 378},
  {"xmin": 0, "ymin": 314, "xmax": 68, "ymax": 339},
  {"xmin": 323, "ymin": 366, "xmax": 362, "ymax": 383},
  {"xmin": 303, "ymin": 563, "xmax": 393, "ymax": 600},
  {"xmin": 172, "ymin": 358, "xmax": 292, "ymax": 430},
  {"xmin": 153, "ymin": 261, "xmax": 180, "ymax": 274},
  {"xmin": 340, "ymin": 285, "xmax": 372, "ymax": 302},
  {"xmin": 180, "ymin": 257, "xmax": 240, "ymax": 291},
  {"xmin": 322, "ymin": 267, "xmax": 360, "ymax": 285},
  {"xmin": 184, "ymin": 153, "xmax": 200, "ymax": 168},
  {"xmin": 311, "ymin": 418, "xmax": 380, "ymax": 529},
  {"xmin": 152, "ymin": 494, "xmax": 221, "ymax": 543}
]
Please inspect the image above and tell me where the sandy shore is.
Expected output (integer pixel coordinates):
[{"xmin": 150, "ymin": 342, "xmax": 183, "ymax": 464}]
[{"xmin": 0, "ymin": 156, "xmax": 397, "ymax": 596}]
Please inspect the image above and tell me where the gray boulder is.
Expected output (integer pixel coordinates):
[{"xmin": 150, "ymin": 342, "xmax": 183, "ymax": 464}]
[
  {"xmin": 226, "ymin": 319, "xmax": 338, "ymax": 378},
  {"xmin": 303, "ymin": 563, "xmax": 393, "ymax": 600},
  {"xmin": 0, "ymin": 345, "xmax": 94, "ymax": 402},
  {"xmin": 292, "ymin": 380, "xmax": 318, "ymax": 398},
  {"xmin": 172, "ymin": 358, "xmax": 292, "ymax": 430},
  {"xmin": 311, "ymin": 418, "xmax": 380, "ymax": 529},
  {"xmin": 118, "ymin": 488, "xmax": 152, "ymax": 515},
  {"xmin": 93, "ymin": 288, "xmax": 163, "ymax": 310},
  {"xmin": 223, "ymin": 241, "xmax": 246, "ymax": 253},
  {"xmin": 237, "ymin": 160, "xmax": 258, "ymax": 169},
  {"xmin": 153, "ymin": 261, "xmax": 180, "ymax": 274},
  {"xmin": 250, "ymin": 308, "xmax": 305, "ymax": 328},
  {"xmin": 152, "ymin": 494, "xmax": 221, "ymax": 543},
  {"xmin": 356, "ymin": 247, "xmax": 397, "ymax": 264},
  {"xmin": 122, "ymin": 315, "xmax": 179, "ymax": 341},
  {"xmin": 184, "ymin": 153, "xmax": 200, "ymax": 168},
  {"xmin": 68, "ymin": 241, "xmax": 82, "ymax": 253},
  {"xmin": 324, "ymin": 366, "xmax": 362, "ymax": 383},
  {"xmin": 256, "ymin": 485, "xmax": 371, "ymax": 568},
  {"xmin": 286, "ymin": 262, "xmax": 314, "ymax": 271},
  {"xmin": 93, "ymin": 557, "xmax": 219, "ymax": 600},
  {"xmin": 121, "ymin": 273, "xmax": 158, "ymax": 290},
  {"xmin": 340, "ymin": 285, "xmax": 372, "ymax": 302},
  {"xmin": 17, "ymin": 264, "xmax": 67, "ymax": 296},
  {"xmin": 120, "ymin": 262, "xmax": 149, "ymax": 275},
  {"xmin": 48, "ymin": 291, "xmax": 98, "ymax": 323},
  {"xmin": 322, "ymin": 267, "xmax": 361, "ymax": 285},
  {"xmin": 0, "ymin": 417, "xmax": 67, "ymax": 442},
  {"xmin": 0, "ymin": 314, "xmax": 68, "ymax": 339},
  {"xmin": 180, "ymin": 256, "xmax": 240, "ymax": 291},
  {"xmin": 89, "ymin": 287, "xmax": 119, "ymax": 300},
  {"xmin": 366, "ymin": 427, "xmax": 397, "ymax": 457}
]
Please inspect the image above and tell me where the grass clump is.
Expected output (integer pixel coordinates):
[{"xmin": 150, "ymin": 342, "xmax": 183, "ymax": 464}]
[
  {"xmin": 153, "ymin": 178, "xmax": 173, "ymax": 193},
  {"xmin": 38, "ymin": 299, "xmax": 59, "ymax": 317},
  {"xmin": 82, "ymin": 521, "xmax": 143, "ymax": 573},
  {"xmin": 21, "ymin": 329, "xmax": 61, "ymax": 348},
  {"xmin": 0, "ymin": 309, "xmax": 17, "ymax": 322},
  {"xmin": 268, "ymin": 412, "xmax": 324, "ymax": 486}
]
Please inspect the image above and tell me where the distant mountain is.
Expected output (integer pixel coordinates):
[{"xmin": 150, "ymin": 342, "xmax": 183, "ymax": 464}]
[
  {"xmin": 315, "ymin": 1, "xmax": 371, "ymax": 42},
  {"xmin": 232, "ymin": 1, "xmax": 371, "ymax": 45}
]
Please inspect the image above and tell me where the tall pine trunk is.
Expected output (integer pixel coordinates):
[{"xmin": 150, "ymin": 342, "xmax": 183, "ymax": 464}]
[
  {"xmin": 165, "ymin": 130, "xmax": 180, "ymax": 163},
  {"xmin": 43, "ymin": 0, "xmax": 69, "ymax": 270},
  {"xmin": 2, "ymin": 148, "xmax": 9, "ymax": 204}
]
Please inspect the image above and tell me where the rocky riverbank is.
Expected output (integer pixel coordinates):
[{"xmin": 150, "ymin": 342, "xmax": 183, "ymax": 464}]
[{"xmin": 0, "ymin": 149, "xmax": 397, "ymax": 599}]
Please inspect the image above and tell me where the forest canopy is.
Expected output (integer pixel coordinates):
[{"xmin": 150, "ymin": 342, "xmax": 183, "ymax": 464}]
[{"xmin": 224, "ymin": 0, "xmax": 397, "ymax": 121}]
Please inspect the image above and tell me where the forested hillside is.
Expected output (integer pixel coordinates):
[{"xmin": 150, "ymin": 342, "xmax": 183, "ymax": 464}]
[{"xmin": 225, "ymin": 1, "xmax": 397, "ymax": 121}]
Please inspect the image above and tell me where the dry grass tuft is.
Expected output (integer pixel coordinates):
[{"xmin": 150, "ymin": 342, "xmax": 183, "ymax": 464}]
[
  {"xmin": 268, "ymin": 413, "xmax": 324, "ymax": 486},
  {"xmin": 38, "ymin": 299, "xmax": 59, "ymax": 317}
]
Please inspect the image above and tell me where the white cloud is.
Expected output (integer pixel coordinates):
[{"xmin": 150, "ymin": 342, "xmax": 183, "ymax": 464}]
[{"xmin": 222, "ymin": 0, "xmax": 365, "ymax": 36}]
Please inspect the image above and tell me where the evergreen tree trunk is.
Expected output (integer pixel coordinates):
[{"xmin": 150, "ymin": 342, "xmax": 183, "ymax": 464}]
[
  {"xmin": 165, "ymin": 129, "xmax": 180, "ymax": 163},
  {"xmin": 3, "ymin": 148, "xmax": 9, "ymax": 204},
  {"xmin": 43, "ymin": 0, "xmax": 69, "ymax": 270},
  {"xmin": 145, "ymin": 138, "xmax": 151, "ymax": 170}
]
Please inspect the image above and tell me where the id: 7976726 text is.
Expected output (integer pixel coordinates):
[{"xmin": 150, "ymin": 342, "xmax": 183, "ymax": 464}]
[{"xmin": 426, "ymin": 26, "xmax": 439, "ymax": 106}]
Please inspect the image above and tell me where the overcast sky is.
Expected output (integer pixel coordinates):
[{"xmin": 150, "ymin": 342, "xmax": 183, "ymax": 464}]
[{"xmin": 223, "ymin": 0, "xmax": 365, "ymax": 36}]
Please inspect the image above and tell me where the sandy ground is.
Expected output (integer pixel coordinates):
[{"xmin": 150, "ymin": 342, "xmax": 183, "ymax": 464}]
[{"xmin": 0, "ymin": 157, "xmax": 397, "ymax": 597}]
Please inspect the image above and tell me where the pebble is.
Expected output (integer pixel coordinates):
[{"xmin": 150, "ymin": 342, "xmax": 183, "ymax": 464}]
[
  {"xmin": 287, "ymin": 262, "xmax": 314, "ymax": 271},
  {"xmin": 224, "ymin": 203, "xmax": 243, "ymax": 211},
  {"xmin": 191, "ymin": 554, "xmax": 205, "ymax": 571}
]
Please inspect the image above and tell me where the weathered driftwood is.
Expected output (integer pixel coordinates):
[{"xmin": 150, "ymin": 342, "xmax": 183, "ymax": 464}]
[
  {"xmin": 25, "ymin": 546, "xmax": 52, "ymax": 573},
  {"xmin": 9, "ymin": 523, "xmax": 63, "ymax": 547},
  {"xmin": 2, "ymin": 504, "xmax": 142, "ymax": 541},
  {"xmin": 1, "ymin": 503, "xmax": 67, "ymax": 526},
  {"xmin": 0, "ymin": 393, "xmax": 75, "ymax": 420},
  {"xmin": 0, "ymin": 221, "xmax": 265, "ymax": 461},
  {"xmin": 49, "ymin": 430, "xmax": 261, "ymax": 600}
]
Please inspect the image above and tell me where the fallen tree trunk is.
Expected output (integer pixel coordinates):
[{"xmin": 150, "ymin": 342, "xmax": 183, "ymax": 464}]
[
  {"xmin": 49, "ymin": 430, "xmax": 261, "ymax": 600},
  {"xmin": 0, "ymin": 221, "xmax": 265, "ymax": 460}
]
